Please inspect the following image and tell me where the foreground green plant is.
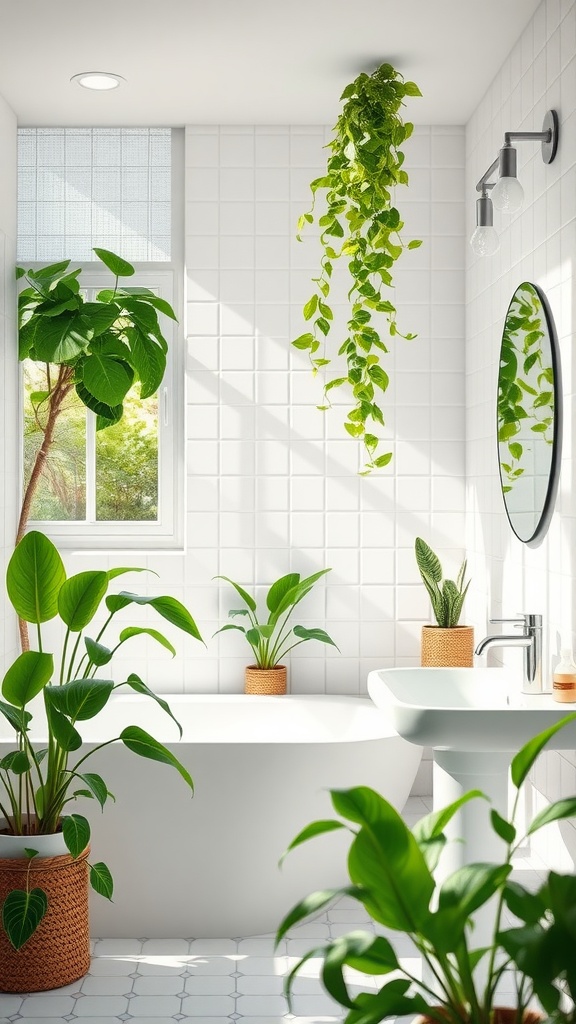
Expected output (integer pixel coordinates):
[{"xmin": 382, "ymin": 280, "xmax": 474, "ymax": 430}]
[
  {"xmin": 277, "ymin": 714, "xmax": 576, "ymax": 1024},
  {"xmin": 293, "ymin": 63, "xmax": 422, "ymax": 473},
  {"xmin": 415, "ymin": 537, "xmax": 470, "ymax": 628},
  {"xmin": 214, "ymin": 570, "xmax": 337, "ymax": 668},
  {"xmin": 0, "ymin": 530, "xmax": 203, "ymax": 950}
]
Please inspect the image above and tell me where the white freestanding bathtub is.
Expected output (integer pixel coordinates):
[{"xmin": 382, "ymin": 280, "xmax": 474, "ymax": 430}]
[{"xmin": 1, "ymin": 695, "xmax": 422, "ymax": 938}]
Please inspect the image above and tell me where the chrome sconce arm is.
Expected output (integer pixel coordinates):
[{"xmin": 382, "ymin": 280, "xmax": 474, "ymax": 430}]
[{"xmin": 470, "ymin": 110, "xmax": 559, "ymax": 256}]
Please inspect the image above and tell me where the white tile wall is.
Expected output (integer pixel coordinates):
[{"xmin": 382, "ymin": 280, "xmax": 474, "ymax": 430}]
[
  {"xmin": 0, "ymin": 92, "xmax": 18, "ymax": 675},
  {"xmin": 466, "ymin": 0, "xmax": 576, "ymax": 868},
  {"xmin": 181, "ymin": 123, "xmax": 467, "ymax": 702}
]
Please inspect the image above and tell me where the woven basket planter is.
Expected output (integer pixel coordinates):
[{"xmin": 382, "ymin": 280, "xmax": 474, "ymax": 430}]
[
  {"xmin": 417, "ymin": 1008, "xmax": 543, "ymax": 1024},
  {"xmin": 421, "ymin": 625, "xmax": 474, "ymax": 668},
  {"xmin": 0, "ymin": 847, "xmax": 90, "ymax": 993},
  {"xmin": 245, "ymin": 665, "xmax": 287, "ymax": 695}
]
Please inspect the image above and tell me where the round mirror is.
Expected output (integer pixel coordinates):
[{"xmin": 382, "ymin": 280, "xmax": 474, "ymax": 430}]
[{"xmin": 497, "ymin": 281, "xmax": 562, "ymax": 546}]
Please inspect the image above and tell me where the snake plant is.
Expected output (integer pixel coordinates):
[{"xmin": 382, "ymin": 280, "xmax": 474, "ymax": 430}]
[{"xmin": 415, "ymin": 537, "xmax": 470, "ymax": 628}]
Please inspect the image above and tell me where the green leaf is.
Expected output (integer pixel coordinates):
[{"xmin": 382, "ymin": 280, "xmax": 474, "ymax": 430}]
[
  {"xmin": 82, "ymin": 353, "xmax": 134, "ymax": 406},
  {"xmin": 373, "ymin": 453, "xmax": 393, "ymax": 468},
  {"xmin": 413, "ymin": 790, "xmax": 486, "ymax": 845},
  {"xmin": 74, "ymin": 772, "xmax": 113, "ymax": 810},
  {"xmin": 78, "ymin": 303, "xmax": 120, "ymax": 336},
  {"xmin": 292, "ymin": 333, "xmax": 315, "ymax": 350},
  {"xmin": 58, "ymin": 571, "xmax": 109, "ymax": 632},
  {"xmin": 120, "ymin": 289, "xmax": 178, "ymax": 321},
  {"xmin": 293, "ymin": 625, "xmax": 338, "ymax": 648},
  {"xmin": 93, "ymin": 248, "xmax": 135, "ymax": 277},
  {"xmin": 0, "ymin": 701, "xmax": 31, "ymax": 733},
  {"xmin": 511, "ymin": 713, "xmax": 576, "ymax": 788},
  {"xmin": 276, "ymin": 886, "xmax": 362, "ymax": 945},
  {"xmin": 503, "ymin": 880, "xmax": 546, "ymax": 924},
  {"xmin": 527, "ymin": 797, "xmax": 576, "ymax": 835},
  {"xmin": 44, "ymin": 699, "xmax": 82, "ymax": 751},
  {"xmin": 123, "ymin": 673, "xmax": 183, "ymax": 739},
  {"xmin": 266, "ymin": 573, "xmax": 300, "ymax": 614},
  {"xmin": 107, "ymin": 593, "xmax": 203, "ymax": 638},
  {"xmin": 7, "ymin": 531, "xmax": 66, "ymax": 623},
  {"xmin": 90, "ymin": 861, "xmax": 114, "ymax": 900},
  {"xmin": 214, "ymin": 576, "xmax": 256, "ymax": 613},
  {"xmin": 2, "ymin": 887, "xmax": 48, "ymax": 950},
  {"xmin": 120, "ymin": 726, "xmax": 194, "ymax": 791},
  {"xmin": 62, "ymin": 813, "xmax": 91, "ymax": 857},
  {"xmin": 491, "ymin": 808, "xmax": 516, "ymax": 844},
  {"xmin": 439, "ymin": 862, "xmax": 511, "ymax": 918},
  {"xmin": 75, "ymin": 380, "xmax": 123, "ymax": 427},
  {"xmin": 404, "ymin": 81, "xmax": 423, "ymax": 96},
  {"xmin": 48, "ymin": 678, "xmax": 114, "ymax": 721},
  {"xmin": 332, "ymin": 787, "xmax": 434, "ymax": 931},
  {"xmin": 414, "ymin": 537, "xmax": 443, "ymax": 585},
  {"xmin": 303, "ymin": 295, "xmax": 318, "ymax": 320},
  {"xmin": 0, "ymin": 750, "xmax": 31, "ymax": 774},
  {"xmin": 279, "ymin": 819, "xmax": 347, "ymax": 867},
  {"xmin": 119, "ymin": 626, "xmax": 176, "ymax": 657},
  {"xmin": 125, "ymin": 329, "xmax": 166, "ymax": 399},
  {"xmin": 84, "ymin": 638, "xmax": 113, "ymax": 667},
  {"xmin": 368, "ymin": 365, "xmax": 389, "ymax": 391},
  {"xmin": 407, "ymin": 239, "xmax": 423, "ymax": 249},
  {"xmin": 2, "ymin": 652, "xmax": 54, "ymax": 708},
  {"xmin": 31, "ymin": 312, "xmax": 92, "ymax": 363}
]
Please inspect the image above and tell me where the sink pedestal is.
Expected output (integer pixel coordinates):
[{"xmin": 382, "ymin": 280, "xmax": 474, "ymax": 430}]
[
  {"xmin": 433, "ymin": 749, "xmax": 512, "ymax": 956},
  {"xmin": 433, "ymin": 750, "xmax": 511, "ymax": 875}
]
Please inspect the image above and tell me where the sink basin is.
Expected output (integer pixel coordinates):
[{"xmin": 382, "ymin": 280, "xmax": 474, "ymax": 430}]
[{"xmin": 367, "ymin": 666, "xmax": 576, "ymax": 752}]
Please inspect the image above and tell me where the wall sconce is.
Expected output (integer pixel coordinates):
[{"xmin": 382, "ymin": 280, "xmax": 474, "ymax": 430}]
[{"xmin": 470, "ymin": 110, "xmax": 559, "ymax": 256}]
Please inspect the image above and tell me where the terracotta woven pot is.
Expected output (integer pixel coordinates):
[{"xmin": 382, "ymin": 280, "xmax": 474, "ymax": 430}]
[
  {"xmin": 417, "ymin": 1008, "xmax": 543, "ymax": 1024},
  {"xmin": 245, "ymin": 665, "xmax": 287, "ymax": 694},
  {"xmin": 421, "ymin": 625, "xmax": 474, "ymax": 668},
  {"xmin": 0, "ymin": 847, "xmax": 91, "ymax": 992}
]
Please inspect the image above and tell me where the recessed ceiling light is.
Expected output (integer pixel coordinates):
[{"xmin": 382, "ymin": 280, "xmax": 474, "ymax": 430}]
[{"xmin": 71, "ymin": 72, "xmax": 125, "ymax": 91}]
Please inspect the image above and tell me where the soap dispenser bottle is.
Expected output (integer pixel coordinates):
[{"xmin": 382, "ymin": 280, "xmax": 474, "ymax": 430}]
[{"xmin": 553, "ymin": 648, "xmax": 576, "ymax": 703}]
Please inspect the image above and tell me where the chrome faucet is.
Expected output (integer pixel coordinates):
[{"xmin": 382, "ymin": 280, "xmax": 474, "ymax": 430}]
[{"xmin": 475, "ymin": 613, "xmax": 543, "ymax": 694}]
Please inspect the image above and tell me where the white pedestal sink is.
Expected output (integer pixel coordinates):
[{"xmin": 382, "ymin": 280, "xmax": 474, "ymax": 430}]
[{"xmin": 367, "ymin": 667, "xmax": 576, "ymax": 874}]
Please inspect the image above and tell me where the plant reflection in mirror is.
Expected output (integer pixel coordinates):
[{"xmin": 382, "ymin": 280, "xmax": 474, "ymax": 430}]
[{"xmin": 498, "ymin": 282, "xmax": 555, "ymax": 494}]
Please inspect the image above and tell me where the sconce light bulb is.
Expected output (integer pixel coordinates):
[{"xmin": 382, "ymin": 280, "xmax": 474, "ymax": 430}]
[
  {"xmin": 470, "ymin": 225, "xmax": 500, "ymax": 256},
  {"xmin": 491, "ymin": 175, "xmax": 524, "ymax": 213}
]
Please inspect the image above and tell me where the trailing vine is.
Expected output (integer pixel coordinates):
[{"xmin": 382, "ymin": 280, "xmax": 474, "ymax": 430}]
[{"xmin": 293, "ymin": 63, "xmax": 422, "ymax": 473}]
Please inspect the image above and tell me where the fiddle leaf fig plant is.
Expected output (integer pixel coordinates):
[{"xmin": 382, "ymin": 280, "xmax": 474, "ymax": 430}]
[
  {"xmin": 294, "ymin": 63, "xmax": 422, "ymax": 474},
  {"xmin": 0, "ymin": 530, "xmax": 203, "ymax": 950},
  {"xmin": 16, "ymin": 247, "xmax": 176, "ymax": 547},
  {"xmin": 214, "ymin": 570, "xmax": 337, "ymax": 668},
  {"xmin": 415, "ymin": 537, "xmax": 470, "ymax": 628},
  {"xmin": 277, "ymin": 712, "xmax": 576, "ymax": 1024}
]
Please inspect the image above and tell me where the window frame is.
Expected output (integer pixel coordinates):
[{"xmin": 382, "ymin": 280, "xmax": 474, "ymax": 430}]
[
  {"xmin": 17, "ymin": 128, "xmax": 185, "ymax": 551},
  {"xmin": 20, "ymin": 266, "xmax": 185, "ymax": 551}
]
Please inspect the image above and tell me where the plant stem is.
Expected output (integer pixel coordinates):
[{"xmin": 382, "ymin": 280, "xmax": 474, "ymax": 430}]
[{"xmin": 17, "ymin": 366, "xmax": 74, "ymax": 651}]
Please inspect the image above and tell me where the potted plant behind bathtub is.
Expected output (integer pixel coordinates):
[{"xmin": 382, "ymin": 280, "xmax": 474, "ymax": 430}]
[
  {"xmin": 277, "ymin": 712, "xmax": 576, "ymax": 1024},
  {"xmin": 214, "ymin": 570, "xmax": 338, "ymax": 694},
  {"xmin": 415, "ymin": 537, "xmax": 473, "ymax": 668},
  {"xmin": 0, "ymin": 530, "xmax": 203, "ymax": 994}
]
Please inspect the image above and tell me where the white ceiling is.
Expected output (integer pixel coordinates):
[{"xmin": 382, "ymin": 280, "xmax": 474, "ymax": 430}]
[{"xmin": 0, "ymin": 0, "xmax": 540, "ymax": 127}]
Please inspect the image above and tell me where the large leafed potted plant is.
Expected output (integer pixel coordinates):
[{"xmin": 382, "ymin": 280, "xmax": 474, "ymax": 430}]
[
  {"xmin": 215, "ymin": 570, "xmax": 337, "ymax": 694},
  {"xmin": 415, "ymin": 537, "xmax": 473, "ymax": 667},
  {"xmin": 0, "ymin": 531, "xmax": 202, "ymax": 993},
  {"xmin": 17, "ymin": 247, "xmax": 176, "ymax": 649},
  {"xmin": 277, "ymin": 713, "xmax": 576, "ymax": 1024}
]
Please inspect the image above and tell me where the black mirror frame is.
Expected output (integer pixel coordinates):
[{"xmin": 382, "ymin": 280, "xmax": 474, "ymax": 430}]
[{"xmin": 497, "ymin": 281, "xmax": 563, "ymax": 548}]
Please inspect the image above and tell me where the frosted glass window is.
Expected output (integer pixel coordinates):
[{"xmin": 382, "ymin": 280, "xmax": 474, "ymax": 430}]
[{"xmin": 17, "ymin": 128, "xmax": 172, "ymax": 262}]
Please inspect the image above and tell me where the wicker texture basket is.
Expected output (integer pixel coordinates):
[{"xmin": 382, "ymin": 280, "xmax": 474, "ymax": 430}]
[
  {"xmin": 421, "ymin": 625, "xmax": 474, "ymax": 668},
  {"xmin": 245, "ymin": 665, "xmax": 287, "ymax": 694},
  {"xmin": 0, "ymin": 847, "xmax": 90, "ymax": 993}
]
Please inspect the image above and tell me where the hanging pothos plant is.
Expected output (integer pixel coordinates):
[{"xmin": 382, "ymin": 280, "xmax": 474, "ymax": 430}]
[{"xmin": 293, "ymin": 63, "xmax": 422, "ymax": 473}]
